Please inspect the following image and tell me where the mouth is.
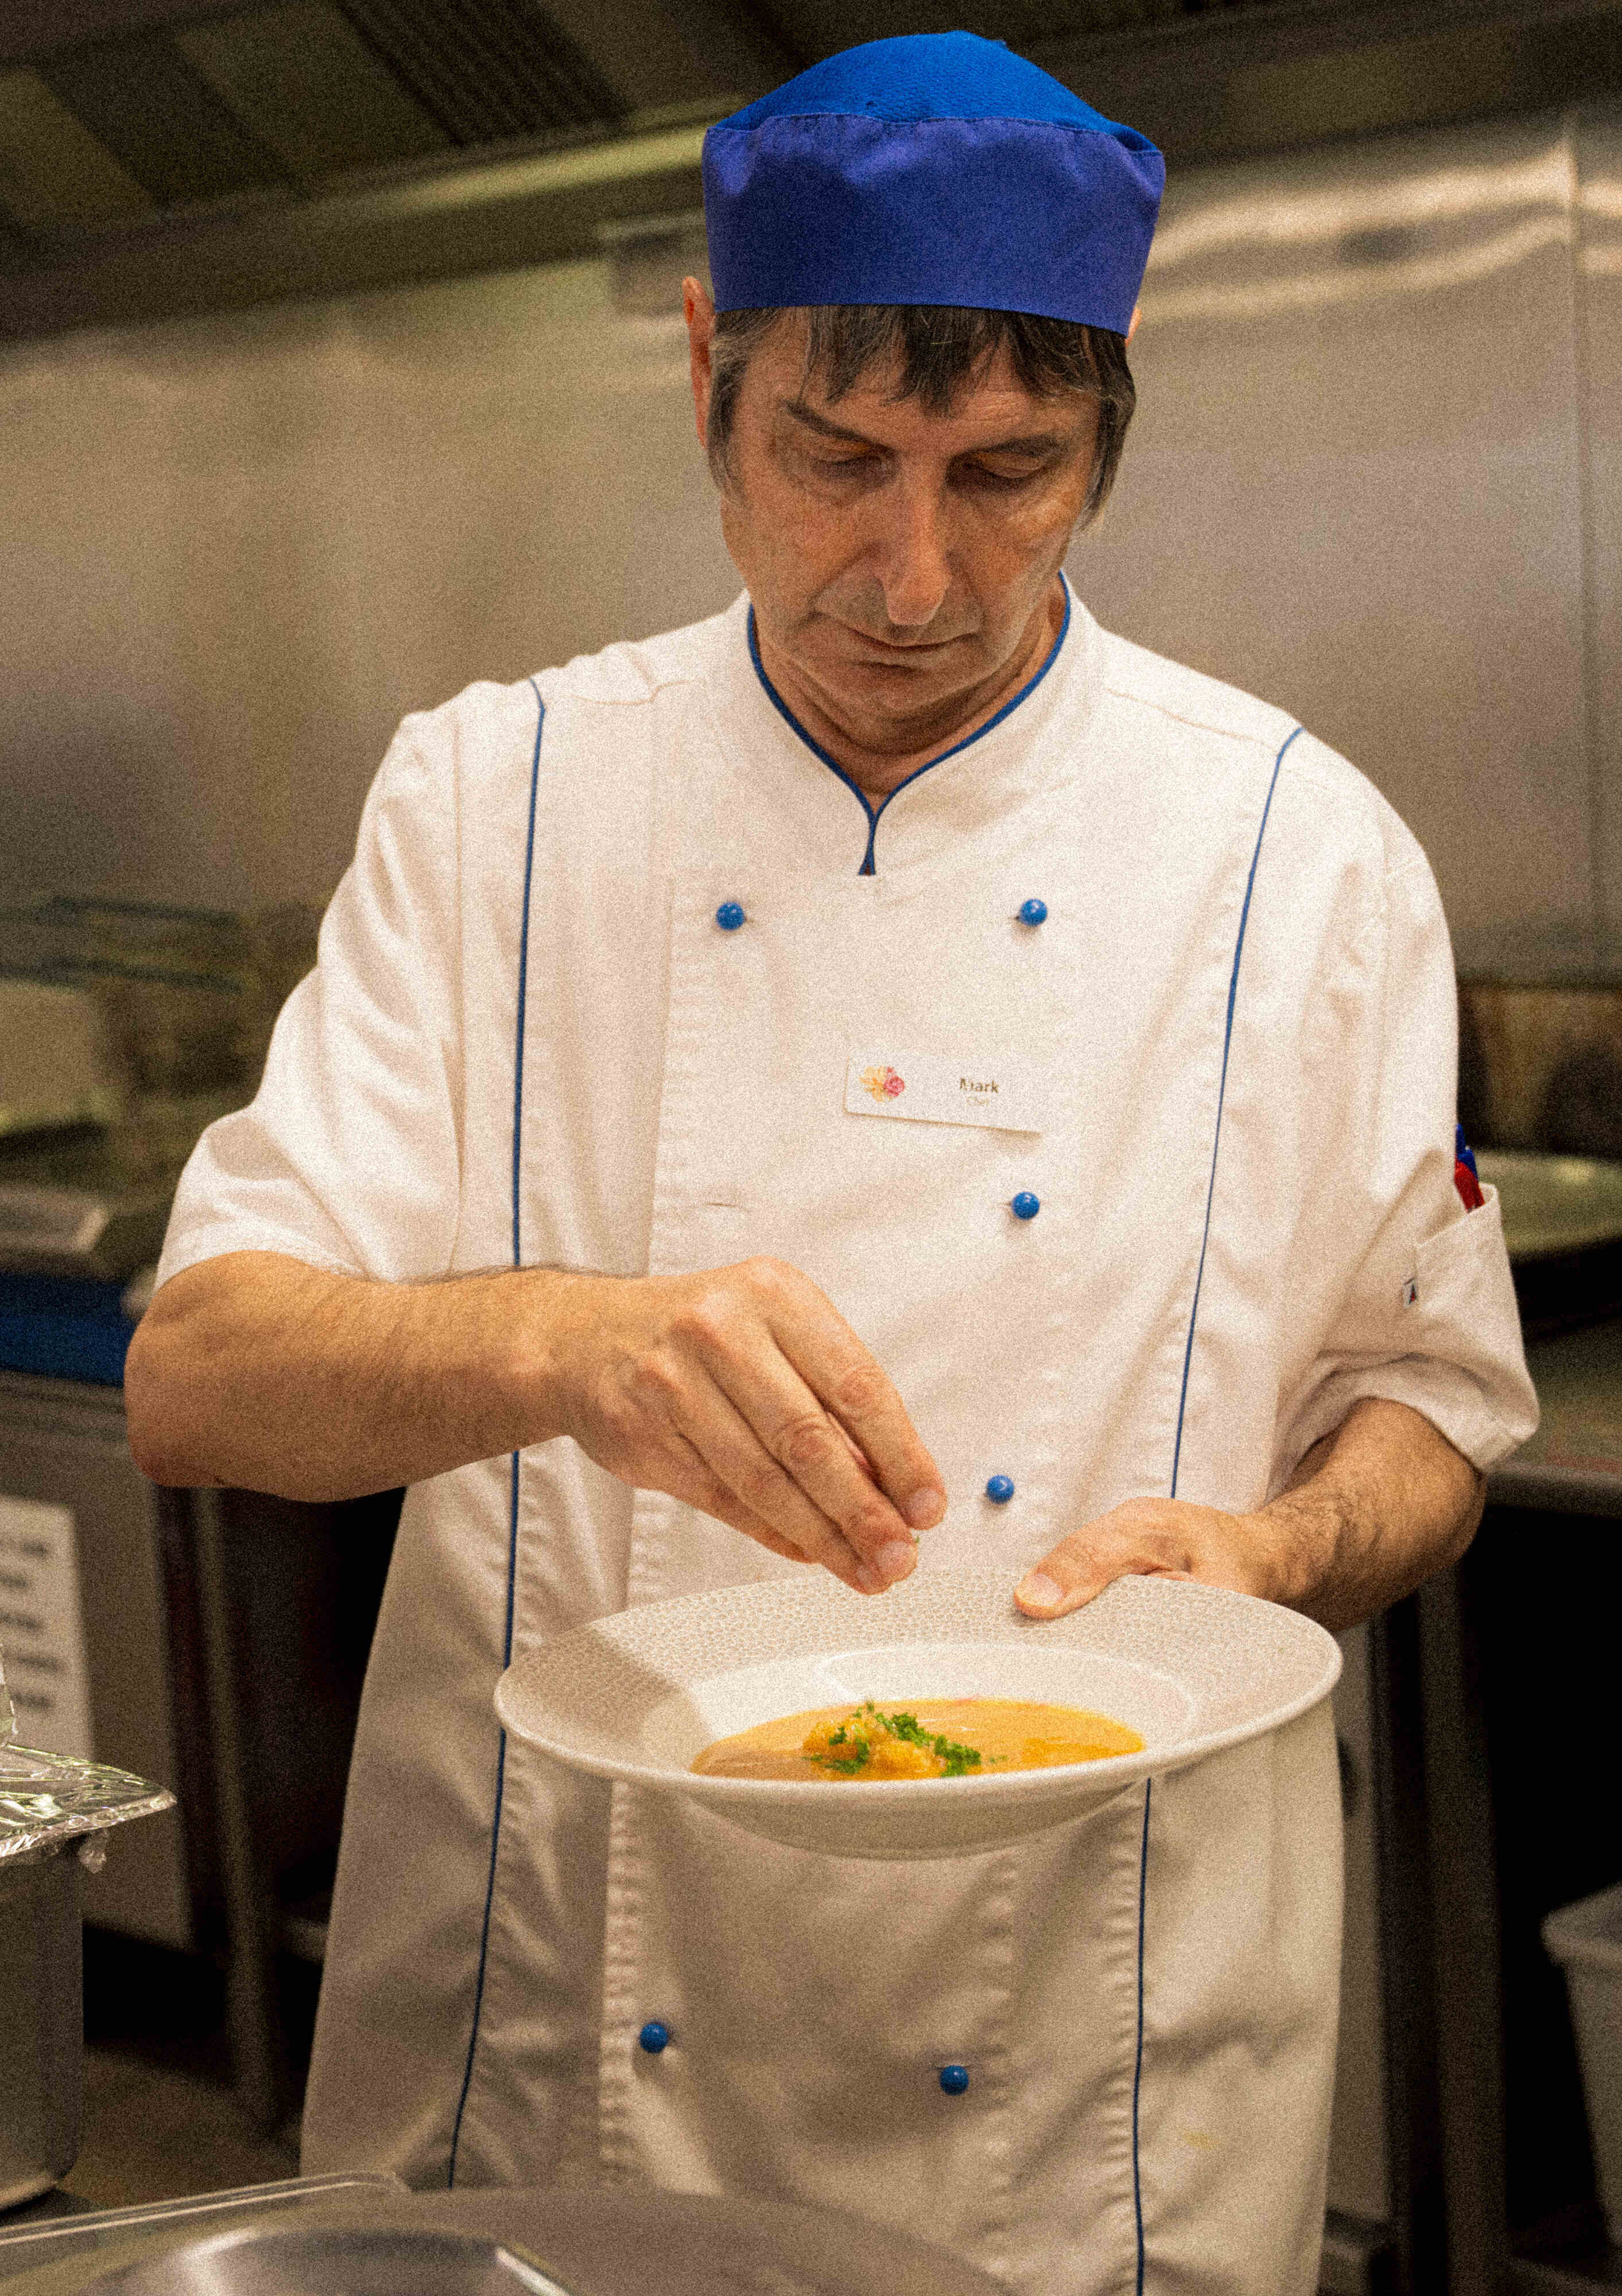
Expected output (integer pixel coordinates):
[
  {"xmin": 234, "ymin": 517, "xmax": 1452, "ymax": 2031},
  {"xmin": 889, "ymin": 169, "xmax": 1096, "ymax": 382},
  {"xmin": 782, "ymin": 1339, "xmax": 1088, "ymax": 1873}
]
[{"xmin": 841, "ymin": 627, "xmax": 965, "ymax": 661}]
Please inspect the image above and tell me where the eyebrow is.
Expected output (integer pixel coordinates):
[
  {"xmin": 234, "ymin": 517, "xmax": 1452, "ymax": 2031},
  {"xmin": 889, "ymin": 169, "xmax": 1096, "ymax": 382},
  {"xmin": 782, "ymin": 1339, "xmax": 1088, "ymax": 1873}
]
[{"xmin": 780, "ymin": 397, "xmax": 1073, "ymax": 457}]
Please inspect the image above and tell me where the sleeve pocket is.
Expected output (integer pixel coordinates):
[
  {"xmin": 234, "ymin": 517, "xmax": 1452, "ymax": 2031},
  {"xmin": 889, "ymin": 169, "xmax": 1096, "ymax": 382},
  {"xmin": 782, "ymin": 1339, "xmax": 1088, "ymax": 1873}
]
[
  {"xmin": 1404, "ymin": 1185, "xmax": 1535, "ymax": 1445},
  {"xmin": 1408, "ymin": 1185, "xmax": 1512, "ymax": 1325}
]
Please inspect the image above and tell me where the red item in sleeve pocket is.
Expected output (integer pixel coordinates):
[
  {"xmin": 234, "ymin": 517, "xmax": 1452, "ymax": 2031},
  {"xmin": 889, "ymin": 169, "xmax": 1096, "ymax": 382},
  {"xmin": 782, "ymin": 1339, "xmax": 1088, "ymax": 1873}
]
[{"xmin": 1454, "ymin": 1157, "xmax": 1485, "ymax": 1211}]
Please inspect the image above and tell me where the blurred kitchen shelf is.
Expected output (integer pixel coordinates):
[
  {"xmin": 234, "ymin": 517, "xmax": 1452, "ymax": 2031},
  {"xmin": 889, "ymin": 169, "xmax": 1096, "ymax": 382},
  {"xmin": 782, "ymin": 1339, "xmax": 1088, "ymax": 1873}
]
[
  {"xmin": 275, "ymin": 1888, "xmax": 329, "ymax": 1968},
  {"xmin": 1506, "ymin": 2248, "xmax": 1622, "ymax": 2290},
  {"xmin": 1318, "ymin": 2209, "xmax": 1398, "ymax": 2292},
  {"xmin": 1454, "ymin": 924, "xmax": 1622, "ymax": 991}
]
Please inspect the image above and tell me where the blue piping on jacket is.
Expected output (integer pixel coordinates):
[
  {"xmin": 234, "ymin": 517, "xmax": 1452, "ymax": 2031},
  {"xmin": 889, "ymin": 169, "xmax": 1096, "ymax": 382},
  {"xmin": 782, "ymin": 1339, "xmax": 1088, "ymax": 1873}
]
[
  {"xmin": 1139, "ymin": 722, "xmax": 1298, "ymax": 2283},
  {"xmin": 1168, "ymin": 725, "xmax": 1300, "ymax": 1499},
  {"xmin": 448, "ymin": 677, "xmax": 545, "ymax": 2183},
  {"xmin": 746, "ymin": 579, "xmax": 1073, "ymax": 875},
  {"xmin": 1133, "ymin": 1777, "xmax": 1152, "ymax": 2294}
]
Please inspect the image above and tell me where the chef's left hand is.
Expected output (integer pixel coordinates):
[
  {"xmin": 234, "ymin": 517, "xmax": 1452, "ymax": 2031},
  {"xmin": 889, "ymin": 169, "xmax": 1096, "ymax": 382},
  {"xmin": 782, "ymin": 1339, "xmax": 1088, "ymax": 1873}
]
[
  {"xmin": 1010, "ymin": 1400, "xmax": 1488, "ymax": 1629},
  {"xmin": 1014, "ymin": 1496, "xmax": 1278, "ymax": 1619}
]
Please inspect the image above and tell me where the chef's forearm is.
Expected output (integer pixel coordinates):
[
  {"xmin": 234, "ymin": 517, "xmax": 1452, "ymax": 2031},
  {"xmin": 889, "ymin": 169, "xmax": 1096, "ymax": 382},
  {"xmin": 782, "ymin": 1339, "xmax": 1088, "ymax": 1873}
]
[
  {"xmin": 124, "ymin": 1251, "xmax": 945, "ymax": 1597},
  {"xmin": 124, "ymin": 1251, "xmax": 583, "ymax": 1498},
  {"xmin": 1257, "ymin": 1395, "xmax": 1485, "ymax": 1631}
]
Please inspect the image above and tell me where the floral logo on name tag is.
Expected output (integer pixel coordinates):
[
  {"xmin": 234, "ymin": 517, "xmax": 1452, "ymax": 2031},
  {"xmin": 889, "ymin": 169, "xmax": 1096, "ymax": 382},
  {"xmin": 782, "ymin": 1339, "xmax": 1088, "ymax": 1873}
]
[{"xmin": 861, "ymin": 1064, "xmax": 906, "ymax": 1104}]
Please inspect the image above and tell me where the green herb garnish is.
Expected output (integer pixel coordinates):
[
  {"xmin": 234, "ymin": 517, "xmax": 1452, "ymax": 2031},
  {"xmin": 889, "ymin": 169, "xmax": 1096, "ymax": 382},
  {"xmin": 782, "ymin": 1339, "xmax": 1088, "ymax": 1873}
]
[{"xmin": 806, "ymin": 1701, "xmax": 985, "ymax": 1778}]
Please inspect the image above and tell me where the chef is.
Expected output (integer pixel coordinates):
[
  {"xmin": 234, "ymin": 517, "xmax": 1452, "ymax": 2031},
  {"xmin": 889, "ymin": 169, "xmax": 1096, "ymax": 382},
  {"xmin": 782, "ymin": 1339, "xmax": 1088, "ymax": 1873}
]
[{"xmin": 126, "ymin": 30, "xmax": 1535, "ymax": 2296}]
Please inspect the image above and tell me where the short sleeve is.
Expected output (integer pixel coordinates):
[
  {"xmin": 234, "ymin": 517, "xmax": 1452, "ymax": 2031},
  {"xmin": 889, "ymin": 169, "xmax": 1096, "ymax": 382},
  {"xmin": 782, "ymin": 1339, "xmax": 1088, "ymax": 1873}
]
[
  {"xmin": 154, "ymin": 717, "xmax": 464, "ymax": 1291},
  {"xmin": 1274, "ymin": 852, "xmax": 1537, "ymax": 1479}
]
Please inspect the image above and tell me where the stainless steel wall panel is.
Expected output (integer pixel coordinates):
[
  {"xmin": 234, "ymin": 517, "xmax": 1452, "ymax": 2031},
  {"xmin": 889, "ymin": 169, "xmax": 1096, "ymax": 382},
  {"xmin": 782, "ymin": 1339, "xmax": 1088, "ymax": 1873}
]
[
  {"xmin": 1071, "ymin": 114, "xmax": 1593, "ymax": 941},
  {"xmin": 0, "ymin": 259, "xmax": 735, "ymax": 909},
  {"xmin": 1578, "ymin": 107, "xmax": 1622, "ymax": 944}
]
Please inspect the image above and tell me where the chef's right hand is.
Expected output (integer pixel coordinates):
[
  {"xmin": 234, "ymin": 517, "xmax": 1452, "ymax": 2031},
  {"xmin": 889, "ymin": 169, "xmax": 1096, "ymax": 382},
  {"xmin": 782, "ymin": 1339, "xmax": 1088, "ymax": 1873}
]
[{"xmin": 535, "ymin": 1258, "xmax": 945, "ymax": 1594}]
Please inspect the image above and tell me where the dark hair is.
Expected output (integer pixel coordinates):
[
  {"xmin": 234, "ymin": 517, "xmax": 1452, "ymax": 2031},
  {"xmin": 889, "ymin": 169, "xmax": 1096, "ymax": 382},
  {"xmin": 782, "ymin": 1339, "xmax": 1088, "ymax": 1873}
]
[{"xmin": 705, "ymin": 304, "xmax": 1136, "ymax": 523}]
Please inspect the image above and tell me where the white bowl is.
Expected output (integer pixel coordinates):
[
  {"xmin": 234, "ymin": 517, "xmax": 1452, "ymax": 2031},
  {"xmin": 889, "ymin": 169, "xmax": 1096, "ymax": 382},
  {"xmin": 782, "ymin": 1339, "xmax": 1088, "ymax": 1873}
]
[{"xmin": 494, "ymin": 1569, "xmax": 1341, "ymax": 1862}]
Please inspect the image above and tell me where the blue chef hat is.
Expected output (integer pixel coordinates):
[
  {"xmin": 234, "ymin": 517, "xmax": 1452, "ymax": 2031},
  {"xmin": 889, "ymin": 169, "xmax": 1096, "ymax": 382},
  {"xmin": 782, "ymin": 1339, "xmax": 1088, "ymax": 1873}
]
[{"xmin": 702, "ymin": 32, "xmax": 1163, "ymax": 336}]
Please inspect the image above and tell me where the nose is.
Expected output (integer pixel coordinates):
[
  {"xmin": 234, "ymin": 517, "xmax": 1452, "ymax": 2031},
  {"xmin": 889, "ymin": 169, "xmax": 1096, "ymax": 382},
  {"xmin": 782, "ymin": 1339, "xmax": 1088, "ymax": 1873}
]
[{"xmin": 873, "ymin": 477, "xmax": 952, "ymax": 630}]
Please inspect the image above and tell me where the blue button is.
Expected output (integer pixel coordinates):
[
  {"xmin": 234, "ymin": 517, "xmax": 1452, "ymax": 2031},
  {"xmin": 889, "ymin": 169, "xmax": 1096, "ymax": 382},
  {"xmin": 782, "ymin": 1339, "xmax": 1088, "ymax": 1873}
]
[
  {"xmin": 1011, "ymin": 1192, "xmax": 1041, "ymax": 1220},
  {"xmin": 1018, "ymin": 898, "xmax": 1048, "ymax": 926},
  {"xmin": 985, "ymin": 1475, "xmax": 1015, "ymax": 1504},
  {"xmin": 715, "ymin": 902, "xmax": 746, "ymax": 932},
  {"xmin": 638, "ymin": 2021, "xmax": 670, "ymax": 2054},
  {"xmin": 939, "ymin": 2064, "xmax": 970, "ymax": 2095}
]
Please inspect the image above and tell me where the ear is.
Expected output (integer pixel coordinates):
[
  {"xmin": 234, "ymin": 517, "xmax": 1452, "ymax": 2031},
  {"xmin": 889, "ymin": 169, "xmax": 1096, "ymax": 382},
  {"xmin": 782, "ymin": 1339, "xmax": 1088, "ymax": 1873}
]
[
  {"xmin": 685, "ymin": 276, "xmax": 717, "ymax": 452},
  {"xmin": 1126, "ymin": 302, "xmax": 1142, "ymax": 347}
]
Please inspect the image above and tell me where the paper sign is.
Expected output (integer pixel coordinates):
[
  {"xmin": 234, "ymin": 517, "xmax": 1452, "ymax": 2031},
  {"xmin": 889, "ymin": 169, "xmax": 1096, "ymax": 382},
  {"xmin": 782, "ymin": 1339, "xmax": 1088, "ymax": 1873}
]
[
  {"xmin": 0, "ymin": 1495, "xmax": 93, "ymax": 1759},
  {"xmin": 845, "ymin": 1048, "xmax": 1049, "ymax": 1134}
]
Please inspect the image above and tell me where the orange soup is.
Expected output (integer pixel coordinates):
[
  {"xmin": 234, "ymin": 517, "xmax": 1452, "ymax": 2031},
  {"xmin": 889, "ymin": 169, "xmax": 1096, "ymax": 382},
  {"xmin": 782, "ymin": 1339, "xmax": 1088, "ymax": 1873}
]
[{"xmin": 691, "ymin": 1697, "xmax": 1144, "ymax": 1782}]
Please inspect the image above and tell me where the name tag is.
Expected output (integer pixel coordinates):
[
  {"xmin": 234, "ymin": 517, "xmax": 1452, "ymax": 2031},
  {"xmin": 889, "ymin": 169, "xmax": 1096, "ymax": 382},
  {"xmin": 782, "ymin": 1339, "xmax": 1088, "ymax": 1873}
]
[{"xmin": 845, "ymin": 1048, "xmax": 1047, "ymax": 1134}]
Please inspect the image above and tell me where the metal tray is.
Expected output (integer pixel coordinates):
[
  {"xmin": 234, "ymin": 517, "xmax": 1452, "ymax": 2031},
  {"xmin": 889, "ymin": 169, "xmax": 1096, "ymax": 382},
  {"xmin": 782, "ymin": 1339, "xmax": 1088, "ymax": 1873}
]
[
  {"xmin": 0, "ymin": 2179, "xmax": 401, "ymax": 2288},
  {"xmin": 95, "ymin": 2227, "xmax": 573, "ymax": 2295},
  {"xmin": 1478, "ymin": 1151, "xmax": 1622, "ymax": 1337},
  {"xmin": 5, "ymin": 2185, "xmax": 1005, "ymax": 2296},
  {"xmin": 1480, "ymin": 1151, "xmax": 1622, "ymax": 1262}
]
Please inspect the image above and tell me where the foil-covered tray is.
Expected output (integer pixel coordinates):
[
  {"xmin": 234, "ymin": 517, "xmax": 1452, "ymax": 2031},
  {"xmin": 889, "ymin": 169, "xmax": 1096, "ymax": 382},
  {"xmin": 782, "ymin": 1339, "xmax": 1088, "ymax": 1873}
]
[
  {"xmin": 0, "ymin": 1741, "xmax": 174, "ymax": 1864},
  {"xmin": 0, "ymin": 1646, "xmax": 172, "ymax": 1862}
]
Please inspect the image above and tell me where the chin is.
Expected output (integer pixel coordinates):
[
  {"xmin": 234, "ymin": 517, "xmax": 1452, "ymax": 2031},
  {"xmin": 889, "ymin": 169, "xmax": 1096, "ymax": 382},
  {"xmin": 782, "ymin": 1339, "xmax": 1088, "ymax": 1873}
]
[{"xmin": 839, "ymin": 665, "xmax": 960, "ymax": 722}]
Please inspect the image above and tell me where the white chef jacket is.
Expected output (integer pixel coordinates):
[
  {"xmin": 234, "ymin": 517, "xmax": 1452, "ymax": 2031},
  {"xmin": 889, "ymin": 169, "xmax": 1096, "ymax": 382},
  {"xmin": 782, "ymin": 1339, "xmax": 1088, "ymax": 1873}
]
[{"xmin": 156, "ymin": 584, "xmax": 1535, "ymax": 2295}]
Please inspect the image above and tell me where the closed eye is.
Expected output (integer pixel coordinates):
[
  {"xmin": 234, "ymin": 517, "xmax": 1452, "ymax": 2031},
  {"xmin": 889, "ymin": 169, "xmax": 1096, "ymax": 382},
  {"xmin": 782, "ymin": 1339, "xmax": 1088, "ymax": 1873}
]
[
  {"xmin": 948, "ymin": 460, "xmax": 1057, "ymax": 500},
  {"xmin": 959, "ymin": 460, "xmax": 1045, "ymax": 490}
]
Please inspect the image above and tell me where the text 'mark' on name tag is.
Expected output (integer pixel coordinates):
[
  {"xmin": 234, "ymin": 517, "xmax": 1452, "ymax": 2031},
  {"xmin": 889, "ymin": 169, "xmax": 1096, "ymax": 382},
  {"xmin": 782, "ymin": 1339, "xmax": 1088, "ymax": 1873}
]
[{"xmin": 844, "ymin": 1048, "xmax": 1049, "ymax": 1134}]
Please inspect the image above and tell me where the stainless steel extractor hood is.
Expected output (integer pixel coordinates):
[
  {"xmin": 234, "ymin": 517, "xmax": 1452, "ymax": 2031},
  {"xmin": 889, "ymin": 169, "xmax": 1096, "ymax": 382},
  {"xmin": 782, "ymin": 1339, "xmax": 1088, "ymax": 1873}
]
[{"xmin": 3, "ymin": 0, "xmax": 1622, "ymax": 340}]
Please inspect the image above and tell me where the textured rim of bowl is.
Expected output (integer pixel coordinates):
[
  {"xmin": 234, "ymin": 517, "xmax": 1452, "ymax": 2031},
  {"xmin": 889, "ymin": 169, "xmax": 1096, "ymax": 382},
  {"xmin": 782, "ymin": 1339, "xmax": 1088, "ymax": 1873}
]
[{"xmin": 494, "ymin": 1571, "xmax": 1341, "ymax": 1812}]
